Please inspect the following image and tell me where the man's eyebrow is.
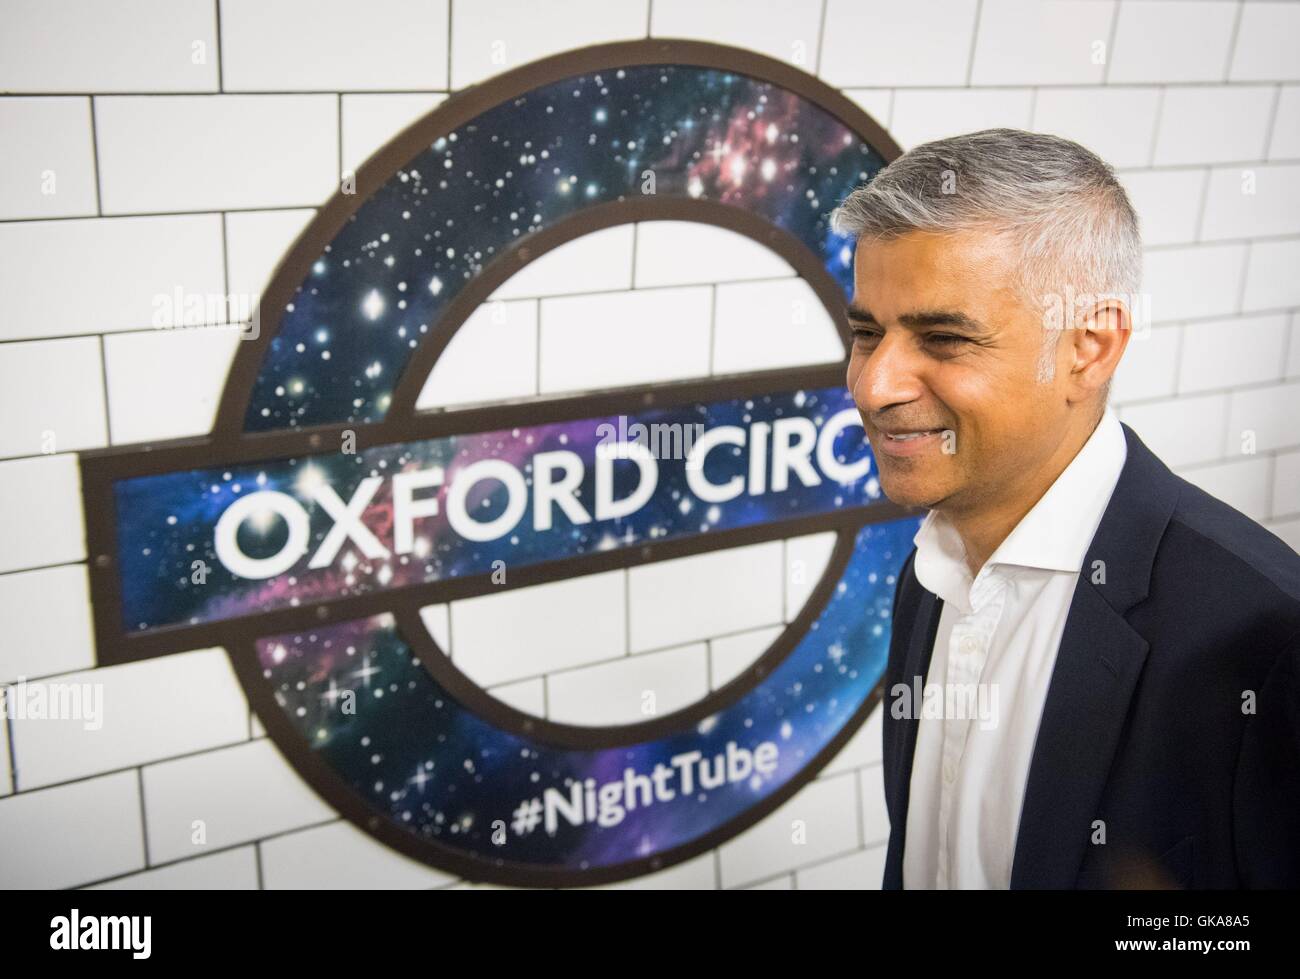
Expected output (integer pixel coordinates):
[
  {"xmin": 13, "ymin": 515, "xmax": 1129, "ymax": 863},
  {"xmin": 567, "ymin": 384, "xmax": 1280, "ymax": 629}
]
[{"xmin": 844, "ymin": 305, "xmax": 987, "ymax": 332}]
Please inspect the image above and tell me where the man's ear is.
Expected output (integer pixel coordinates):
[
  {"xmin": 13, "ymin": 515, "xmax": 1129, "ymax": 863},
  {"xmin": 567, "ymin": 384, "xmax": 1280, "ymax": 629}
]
[{"xmin": 1066, "ymin": 298, "xmax": 1131, "ymax": 405}]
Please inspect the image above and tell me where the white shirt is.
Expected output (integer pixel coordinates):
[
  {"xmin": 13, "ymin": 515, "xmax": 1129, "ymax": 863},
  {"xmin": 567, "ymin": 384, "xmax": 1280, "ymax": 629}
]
[{"xmin": 901, "ymin": 406, "xmax": 1128, "ymax": 889}]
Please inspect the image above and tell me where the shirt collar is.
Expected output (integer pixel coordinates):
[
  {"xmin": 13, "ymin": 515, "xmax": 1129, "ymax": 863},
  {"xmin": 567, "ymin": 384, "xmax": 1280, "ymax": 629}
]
[{"xmin": 912, "ymin": 406, "xmax": 1128, "ymax": 610}]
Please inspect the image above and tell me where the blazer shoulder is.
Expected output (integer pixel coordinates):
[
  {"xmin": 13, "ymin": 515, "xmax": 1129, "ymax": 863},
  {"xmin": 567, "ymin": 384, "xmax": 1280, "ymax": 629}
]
[{"xmin": 1163, "ymin": 473, "xmax": 1300, "ymax": 610}]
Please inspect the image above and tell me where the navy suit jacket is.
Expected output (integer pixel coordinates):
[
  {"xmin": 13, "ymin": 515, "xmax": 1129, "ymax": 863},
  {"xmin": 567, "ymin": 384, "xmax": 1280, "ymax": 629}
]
[{"xmin": 881, "ymin": 422, "xmax": 1300, "ymax": 889}]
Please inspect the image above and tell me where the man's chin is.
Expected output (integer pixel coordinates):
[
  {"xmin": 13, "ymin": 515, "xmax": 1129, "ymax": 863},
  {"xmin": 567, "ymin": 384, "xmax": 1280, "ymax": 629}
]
[{"xmin": 876, "ymin": 472, "xmax": 950, "ymax": 510}]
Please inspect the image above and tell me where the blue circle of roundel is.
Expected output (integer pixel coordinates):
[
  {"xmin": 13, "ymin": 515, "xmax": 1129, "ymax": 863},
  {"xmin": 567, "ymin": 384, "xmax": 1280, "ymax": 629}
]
[
  {"xmin": 245, "ymin": 62, "xmax": 887, "ymax": 432},
  {"xmin": 222, "ymin": 47, "xmax": 921, "ymax": 885}
]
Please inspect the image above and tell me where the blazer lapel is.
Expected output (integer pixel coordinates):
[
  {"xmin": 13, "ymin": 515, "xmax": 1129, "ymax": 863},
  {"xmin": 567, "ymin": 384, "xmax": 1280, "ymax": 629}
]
[
  {"xmin": 1008, "ymin": 423, "xmax": 1179, "ymax": 888},
  {"xmin": 883, "ymin": 585, "xmax": 944, "ymax": 888}
]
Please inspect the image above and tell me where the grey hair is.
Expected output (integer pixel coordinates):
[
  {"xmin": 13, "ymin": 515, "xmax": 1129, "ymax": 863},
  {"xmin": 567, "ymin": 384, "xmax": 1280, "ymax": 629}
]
[{"xmin": 830, "ymin": 128, "xmax": 1142, "ymax": 383}]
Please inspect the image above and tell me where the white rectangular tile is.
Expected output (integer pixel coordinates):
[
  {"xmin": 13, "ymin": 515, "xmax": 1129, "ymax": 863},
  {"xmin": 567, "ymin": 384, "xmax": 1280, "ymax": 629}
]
[
  {"xmin": 969, "ymin": 0, "xmax": 1114, "ymax": 86},
  {"xmin": 539, "ymin": 286, "xmax": 711, "ymax": 394},
  {"xmin": 0, "ymin": 455, "xmax": 84, "ymax": 573},
  {"xmin": 1227, "ymin": 381, "xmax": 1300, "ymax": 453},
  {"xmin": 713, "ymin": 279, "xmax": 844, "ymax": 374},
  {"xmin": 1179, "ymin": 313, "xmax": 1288, "ymax": 393},
  {"xmin": 0, "ymin": 337, "xmax": 107, "ymax": 458},
  {"xmin": 491, "ymin": 225, "xmax": 634, "ymax": 300},
  {"xmin": 142, "ymin": 739, "xmax": 335, "ymax": 864},
  {"xmin": 820, "ymin": 0, "xmax": 978, "ymax": 86},
  {"xmin": 889, "ymin": 88, "xmax": 1035, "ymax": 150},
  {"xmin": 1108, "ymin": 1, "xmax": 1238, "ymax": 83},
  {"xmin": 89, "ymin": 846, "xmax": 259, "ymax": 890},
  {"xmin": 0, "ymin": 97, "xmax": 98, "ymax": 219},
  {"xmin": 0, "ymin": 564, "xmax": 96, "ymax": 684},
  {"xmin": 220, "ymin": 0, "xmax": 449, "ymax": 91},
  {"xmin": 11, "ymin": 649, "xmax": 249, "ymax": 790},
  {"xmin": 1142, "ymin": 243, "xmax": 1246, "ymax": 323},
  {"xmin": 1121, "ymin": 393, "xmax": 1228, "ymax": 467},
  {"xmin": 0, "ymin": 214, "xmax": 226, "ymax": 340},
  {"xmin": 0, "ymin": 771, "xmax": 144, "ymax": 888},
  {"xmin": 0, "ymin": 0, "xmax": 218, "ymax": 93},
  {"xmin": 628, "ymin": 541, "xmax": 783, "ymax": 652},
  {"xmin": 223, "ymin": 208, "xmax": 316, "ymax": 310},
  {"xmin": 1117, "ymin": 168, "xmax": 1207, "ymax": 246},
  {"xmin": 260, "ymin": 820, "xmax": 453, "ymax": 889},
  {"xmin": 1273, "ymin": 450, "xmax": 1300, "ymax": 518},
  {"xmin": 342, "ymin": 94, "xmax": 448, "ymax": 174},
  {"xmin": 1153, "ymin": 86, "xmax": 1274, "ymax": 166},
  {"xmin": 1033, "ymin": 87, "xmax": 1160, "ymax": 169},
  {"xmin": 103, "ymin": 327, "xmax": 243, "ymax": 444},
  {"xmin": 718, "ymin": 770, "xmax": 858, "ymax": 887},
  {"xmin": 1269, "ymin": 85, "xmax": 1300, "ymax": 161},
  {"xmin": 450, "ymin": 571, "xmax": 626, "ymax": 687},
  {"xmin": 1229, "ymin": 1, "xmax": 1300, "ymax": 82},
  {"xmin": 1112, "ymin": 324, "xmax": 1180, "ymax": 404},
  {"xmin": 450, "ymin": 0, "xmax": 647, "ymax": 90},
  {"xmin": 95, "ymin": 95, "xmax": 338, "ymax": 213},
  {"xmin": 634, "ymin": 222, "xmax": 793, "ymax": 289},
  {"xmin": 1200, "ymin": 163, "xmax": 1300, "ymax": 240},
  {"xmin": 652, "ymin": 0, "xmax": 824, "ymax": 71},
  {"xmin": 710, "ymin": 625, "xmax": 782, "ymax": 689},
  {"xmin": 796, "ymin": 844, "xmax": 886, "ymax": 889},
  {"xmin": 1243, "ymin": 238, "xmax": 1300, "ymax": 311},
  {"xmin": 546, "ymin": 643, "xmax": 709, "ymax": 726},
  {"xmin": 416, "ymin": 299, "xmax": 538, "ymax": 409}
]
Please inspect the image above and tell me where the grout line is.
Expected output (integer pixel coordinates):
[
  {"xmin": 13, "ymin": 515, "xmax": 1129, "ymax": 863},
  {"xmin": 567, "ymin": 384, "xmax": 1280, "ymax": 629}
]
[
  {"xmin": 645, "ymin": 0, "xmax": 653, "ymax": 39},
  {"xmin": 254, "ymin": 840, "xmax": 265, "ymax": 890},
  {"xmin": 136, "ymin": 767, "xmax": 151, "ymax": 867},
  {"xmin": 1101, "ymin": 0, "xmax": 1121, "ymax": 86},
  {"xmin": 87, "ymin": 96, "xmax": 103, "ymax": 216},
  {"xmin": 1146, "ymin": 86, "xmax": 1165, "ymax": 167},
  {"xmin": 446, "ymin": 0, "xmax": 454, "ymax": 91},
  {"xmin": 3, "ymin": 710, "xmax": 16, "ymax": 795},
  {"xmin": 964, "ymin": 0, "xmax": 984, "ymax": 87},
  {"xmin": 214, "ymin": 0, "xmax": 225, "ymax": 92},
  {"xmin": 1261, "ymin": 82, "xmax": 1283, "ymax": 161},
  {"xmin": 1191, "ymin": 166, "xmax": 1213, "ymax": 242},
  {"xmin": 813, "ymin": 0, "xmax": 829, "ymax": 77},
  {"xmin": 1223, "ymin": 1, "xmax": 1245, "ymax": 84},
  {"xmin": 97, "ymin": 334, "xmax": 113, "ymax": 445}
]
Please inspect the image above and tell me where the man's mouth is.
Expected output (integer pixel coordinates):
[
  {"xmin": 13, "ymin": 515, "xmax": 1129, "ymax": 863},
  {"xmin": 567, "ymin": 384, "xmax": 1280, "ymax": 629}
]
[
  {"xmin": 873, "ymin": 427, "xmax": 947, "ymax": 457},
  {"xmin": 883, "ymin": 429, "xmax": 944, "ymax": 442}
]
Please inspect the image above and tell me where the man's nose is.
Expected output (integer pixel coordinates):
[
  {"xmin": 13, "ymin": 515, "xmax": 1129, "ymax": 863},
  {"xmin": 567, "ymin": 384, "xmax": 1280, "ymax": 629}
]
[{"xmin": 851, "ymin": 332, "xmax": 924, "ymax": 413}]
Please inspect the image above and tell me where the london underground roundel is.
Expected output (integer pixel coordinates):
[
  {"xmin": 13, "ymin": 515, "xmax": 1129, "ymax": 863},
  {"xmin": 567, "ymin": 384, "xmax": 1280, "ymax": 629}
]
[{"xmin": 80, "ymin": 40, "xmax": 920, "ymax": 886}]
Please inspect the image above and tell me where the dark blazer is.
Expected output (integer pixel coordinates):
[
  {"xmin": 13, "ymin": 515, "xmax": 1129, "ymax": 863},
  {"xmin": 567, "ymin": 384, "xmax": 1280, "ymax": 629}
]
[{"xmin": 881, "ymin": 422, "xmax": 1300, "ymax": 889}]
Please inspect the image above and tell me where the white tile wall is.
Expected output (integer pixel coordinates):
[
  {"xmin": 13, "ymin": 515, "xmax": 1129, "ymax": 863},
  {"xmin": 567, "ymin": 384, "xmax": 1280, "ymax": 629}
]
[
  {"xmin": 89, "ymin": 846, "xmax": 259, "ymax": 890},
  {"xmin": 141, "ymin": 739, "xmax": 335, "ymax": 865},
  {"xmin": 0, "ymin": 0, "xmax": 219, "ymax": 94},
  {"xmin": 0, "ymin": 565, "xmax": 96, "ymax": 683},
  {"xmin": 259, "ymin": 820, "xmax": 454, "ymax": 889},
  {"xmin": 0, "ymin": 337, "xmax": 107, "ymax": 458},
  {"xmin": 94, "ymin": 95, "xmax": 338, "ymax": 214},
  {"xmin": 0, "ymin": 0, "xmax": 1296, "ymax": 891},
  {"xmin": 0, "ymin": 214, "xmax": 226, "ymax": 340},
  {"xmin": 0, "ymin": 771, "xmax": 145, "ymax": 888},
  {"xmin": 0, "ymin": 98, "xmax": 99, "ymax": 220},
  {"xmin": 219, "ymin": 0, "xmax": 450, "ymax": 92},
  {"xmin": 10, "ymin": 649, "xmax": 248, "ymax": 790}
]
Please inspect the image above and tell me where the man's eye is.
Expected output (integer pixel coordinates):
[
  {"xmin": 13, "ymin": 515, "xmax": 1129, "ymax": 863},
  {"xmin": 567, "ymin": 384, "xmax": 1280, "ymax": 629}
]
[
  {"xmin": 851, "ymin": 329, "xmax": 882, "ymax": 343},
  {"xmin": 926, "ymin": 333, "xmax": 966, "ymax": 346}
]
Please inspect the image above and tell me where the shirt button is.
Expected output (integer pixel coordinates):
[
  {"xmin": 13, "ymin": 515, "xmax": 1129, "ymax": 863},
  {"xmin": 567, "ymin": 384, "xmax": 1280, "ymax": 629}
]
[{"xmin": 960, "ymin": 635, "xmax": 981, "ymax": 655}]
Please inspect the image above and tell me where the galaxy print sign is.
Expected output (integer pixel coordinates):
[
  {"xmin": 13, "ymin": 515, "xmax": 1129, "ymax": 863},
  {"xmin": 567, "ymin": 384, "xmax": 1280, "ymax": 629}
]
[{"xmin": 79, "ymin": 41, "xmax": 917, "ymax": 886}]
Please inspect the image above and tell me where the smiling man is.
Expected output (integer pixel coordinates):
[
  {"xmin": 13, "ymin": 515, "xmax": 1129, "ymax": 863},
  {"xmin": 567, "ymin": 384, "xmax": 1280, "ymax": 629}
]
[{"xmin": 831, "ymin": 129, "xmax": 1300, "ymax": 889}]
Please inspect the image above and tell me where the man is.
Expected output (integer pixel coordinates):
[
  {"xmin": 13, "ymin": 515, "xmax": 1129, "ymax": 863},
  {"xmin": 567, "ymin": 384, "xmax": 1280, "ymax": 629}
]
[{"xmin": 831, "ymin": 128, "xmax": 1300, "ymax": 889}]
